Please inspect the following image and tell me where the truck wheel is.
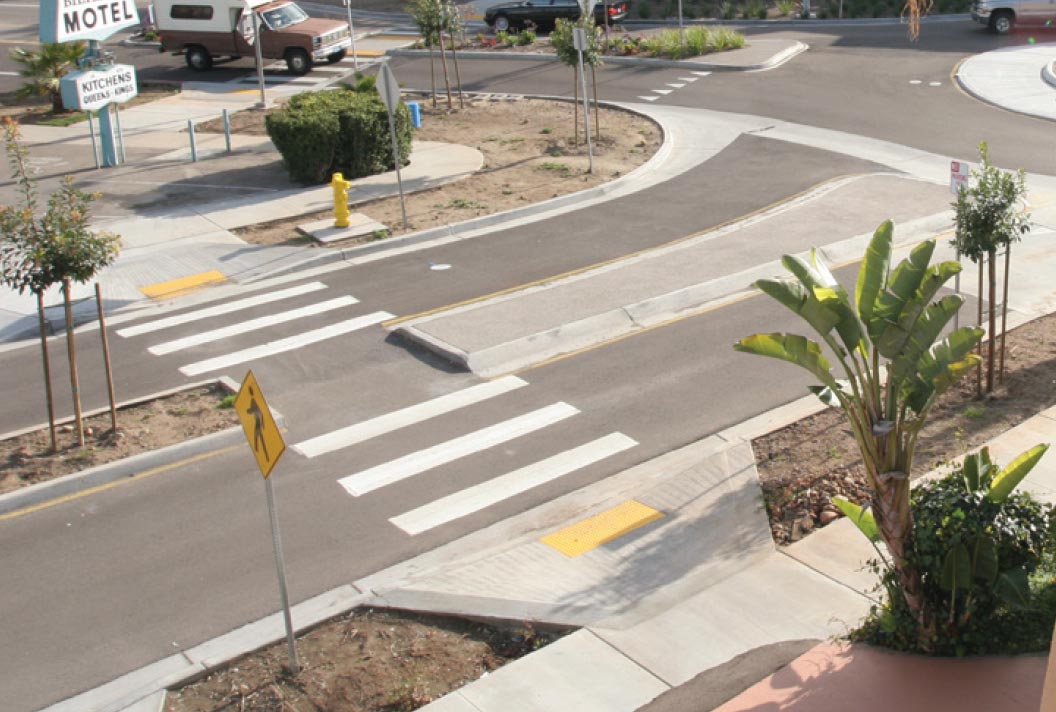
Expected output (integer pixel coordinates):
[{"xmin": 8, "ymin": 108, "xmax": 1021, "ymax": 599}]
[
  {"xmin": 990, "ymin": 10, "xmax": 1013, "ymax": 34},
  {"xmin": 327, "ymin": 49, "xmax": 347, "ymax": 64},
  {"xmin": 185, "ymin": 46, "xmax": 213, "ymax": 71},
  {"xmin": 492, "ymin": 14, "xmax": 511, "ymax": 32},
  {"xmin": 286, "ymin": 48, "xmax": 312, "ymax": 75}
]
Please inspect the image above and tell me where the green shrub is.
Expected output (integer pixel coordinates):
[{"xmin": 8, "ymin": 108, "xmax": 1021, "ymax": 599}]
[
  {"xmin": 855, "ymin": 448, "xmax": 1056, "ymax": 656},
  {"xmin": 744, "ymin": 0, "xmax": 767, "ymax": 18},
  {"xmin": 265, "ymin": 88, "xmax": 412, "ymax": 184},
  {"xmin": 496, "ymin": 29, "xmax": 511, "ymax": 45},
  {"xmin": 637, "ymin": 0, "xmax": 652, "ymax": 17},
  {"xmin": 709, "ymin": 27, "xmax": 745, "ymax": 50},
  {"xmin": 776, "ymin": 0, "xmax": 797, "ymax": 15},
  {"xmin": 719, "ymin": 0, "xmax": 737, "ymax": 18},
  {"xmin": 516, "ymin": 28, "xmax": 537, "ymax": 45}
]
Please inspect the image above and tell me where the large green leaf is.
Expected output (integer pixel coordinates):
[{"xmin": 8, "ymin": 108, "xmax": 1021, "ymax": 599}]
[
  {"xmin": 734, "ymin": 333, "xmax": 838, "ymax": 391},
  {"xmin": 888, "ymin": 295, "xmax": 963, "ymax": 384},
  {"xmin": 940, "ymin": 544, "xmax": 972, "ymax": 592},
  {"xmin": 869, "ymin": 240, "xmax": 936, "ymax": 346},
  {"xmin": 855, "ymin": 220, "xmax": 893, "ymax": 327},
  {"xmin": 783, "ymin": 251, "xmax": 864, "ymax": 355},
  {"xmin": 902, "ymin": 327, "xmax": 984, "ymax": 413},
  {"xmin": 756, "ymin": 279, "xmax": 840, "ymax": 339},
  {"xmin": 831, "ymin": 496, "xmax": 880, "ymax": 542},
  {"xmin": 969, "ymin": 535, "xmax": 999, "ymax": 584},
  {"xmin": 962, "ymin": 451, "xmax": 981, "ymax": 492},
  {"xmin": 994, "ymin": 569, "xmax": 1031, "ymax": 609},
  {"xmin": 877, "ymin": 262, "xmax": 962, "ymax": 359},
  {"xmin": 987, "ymin": 443, "xmax": 1050, "ymax": 503}
]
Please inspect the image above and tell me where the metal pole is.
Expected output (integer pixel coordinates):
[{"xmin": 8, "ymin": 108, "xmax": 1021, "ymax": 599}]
[
  {"xmin": 223, "ymin": 109, "xmax": 232, "ymax": 153},
  {"xmin": 95, "ymin": 284, "xmax": 118, "ymax": 432},
  {"xmin": 387, "ymin": 111, "xmax": 408, "ymax": 230},
  {"xmin": 113, "ymin": 103, "xmax": 126, "ymax": 164},
  {"xmin": 999, "ymin": 243, "xmax": 1011, "ymax": 383},
  {"xmin": 87, "ymin": 111, "xmax": 101, "ymax": 170},
  {"xmin": 678, "ymin": 0, "xmax": 684, "ymax": 45},
  {"xmin": 188, "ymin": 120, "xmax": 198, "ymax": 162},
  {"xmin": 265, "ymin": 476, "xmax": 299, "ymax": 674},
  {"xmin": 252, "ymin": 9, "xmax": 267, "ymax": 108},
  {"xmin": 345, "ymin": 0, "xmax": 359, "ymax": 71},
  {"xmin": 953, "ymin": 248, "xmax": 960, "ymax": 331},
  {"xmin": 577, "ymin": 48, "xmax": 593, "ymax": 174}
]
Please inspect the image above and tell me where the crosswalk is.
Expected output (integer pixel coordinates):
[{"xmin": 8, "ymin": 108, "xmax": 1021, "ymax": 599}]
[
  {"xmin": 115, "ymin": 279, "xmax": 638, "ymax": 538},
  {"xmin": 230, "ymin": 54, "xmax": 382, "ymax": 90},
  {"xmin": 638, "ymin": 71, "xmax": 711, "ymax": 103}
]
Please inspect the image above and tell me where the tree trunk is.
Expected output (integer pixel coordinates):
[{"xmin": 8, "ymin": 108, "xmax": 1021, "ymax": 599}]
[
  {"xmin": 976, "ymin": 258, "xmax": 983, "ymax": 398},
  {"xmin": 428, "ymin": 44, "xmax": 437, "ymax": 108},
  {"xmin": 875, "ymin": 474, "xmax": 934, "ymax": 647},
  {"xmin": 438, "ymin": 33, "xmax": 453, "ymax": 109},
  {"xmin": 987, "ymin": 249, "xmax": 996, "ymax": 393},
  {"xmin": 36, "ymin": 291, "xmax": 57, "ymax": 452},
  {"xmin": 62, "ymin": 279, "xmax": 85, "ymax": 447},
  {"xmin": 1000, "ymin": 244, "xmax": 1011, "ymax": 383},
  {"xmin": 51, "ymin": 89, "xmax": 64, "ymax": 114},
  {"xmin": 95, "ymin": 283, "xmax": 118, "ymax": 432}
]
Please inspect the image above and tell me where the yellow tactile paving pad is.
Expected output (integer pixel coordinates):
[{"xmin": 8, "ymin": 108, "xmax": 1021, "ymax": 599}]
[
  {"xmin": 351, "ymin": 49, "xmax": 387, "ymax": 57},
  {"xmin": 541, "ymin": 500, "xmax": 665, "ymax": 557},
  {"xmin": 140, "ymin": 270, "xmax": 227, "ymax": 299},
  {"xmin": 368, "ymin": 34, "xmax": 422, "ymax": 41}
]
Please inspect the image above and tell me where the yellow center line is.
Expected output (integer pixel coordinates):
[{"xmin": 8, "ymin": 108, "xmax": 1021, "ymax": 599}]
[
  {"xmin": 0, "ymin": 445, "xmax": 241, "ymax": 522},
  {"xmin": 383, "ymin": 173, "xmax": 874, "ymax": 329}
]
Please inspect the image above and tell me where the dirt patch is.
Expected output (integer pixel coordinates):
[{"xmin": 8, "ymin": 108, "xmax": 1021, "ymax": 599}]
[
  {"xmin": 0, "ymin": 383, "xmax": 239, "ymax": 497},
  {"xmin": 0, "ymin": 84, "xmax": 180, "ymax": 126},
  {"xmin": 165, "ymin": 608, "xmax": 565, "ymax": 712},
  {"xmin": 755, "ymin": 314, "xmax": 1056, "ymax": 545},
  {"xmin": 196, "ymin": 97, "xmax": 660, "ymax": 247}
]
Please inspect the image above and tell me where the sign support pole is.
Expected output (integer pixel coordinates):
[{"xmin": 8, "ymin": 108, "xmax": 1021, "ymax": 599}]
[
  {"xmin": 344, "ymin": 0, "xmax": 359, "ymax": 71},
  {"xmin": 573, "ymin": 29, "xmax": 594, "ymax": 174},
  {"xmin": 113, "ymin": 103, "xmax": 126, "ymax": 163},
  {"xmin": 86, "ymin": 111, "xmax": 101, "ymax": 169},
  {"xmin": 252, "ymin": 9, "xmax": 267, "ymax": 108},
  {"xmin": 265, "ymin": 475, "xmax": 299, "ymax": 674}
]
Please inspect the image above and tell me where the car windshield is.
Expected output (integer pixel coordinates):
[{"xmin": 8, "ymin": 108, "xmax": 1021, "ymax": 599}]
[{"xmin": 260, "ymin": 3, "xmax": 308, "ymax": 29}]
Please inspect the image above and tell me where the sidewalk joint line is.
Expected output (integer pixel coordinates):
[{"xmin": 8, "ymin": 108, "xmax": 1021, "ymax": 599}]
[{"xmin": 584, "ymin": 628, "xmax": 675, "ymax": 690}]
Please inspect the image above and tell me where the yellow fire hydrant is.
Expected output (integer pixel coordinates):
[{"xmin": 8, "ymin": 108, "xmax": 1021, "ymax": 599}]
[{"xmin": 331, "ymin": 172, "xmax": 352, "ymax": 228}]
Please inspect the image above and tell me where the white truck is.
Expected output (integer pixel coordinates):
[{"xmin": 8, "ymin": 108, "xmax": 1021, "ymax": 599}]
[{"xmin": 154, "ymin": 0, "xmax": 351, "ymax": 75}]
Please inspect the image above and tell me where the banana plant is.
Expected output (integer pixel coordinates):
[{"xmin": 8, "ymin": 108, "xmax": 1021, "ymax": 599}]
[{"xmin": 735, "ymin": 220, "xmax": 984, "ymax": 644}]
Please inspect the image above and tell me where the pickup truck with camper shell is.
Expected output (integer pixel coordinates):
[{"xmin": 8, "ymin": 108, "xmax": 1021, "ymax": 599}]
[
  {"xmin": 154, "ymin": 0, "xmax": 351, "ymax": 75},
  {"xmin": 970, "ymin": 0, "xmax": 1056, "ymax": 34}
]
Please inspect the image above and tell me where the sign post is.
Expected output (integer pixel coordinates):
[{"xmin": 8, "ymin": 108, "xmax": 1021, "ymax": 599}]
[
  {"xmin": 376, "ymin": 63, "xmax": 409, "ymax": 230},
  {"xmin": 343, "ymin": 0, "xmax": 359, "ymax": 71},
  {"xmin": 249, "ymin": 7, "xmax": 268, "ymax": 108},
  {"xmin": 572, "ymin": 28, "xmax": 594, "ymax": 174},
  {"xmin": 234, "ymin": 370, "xmax": 298, "ymax": 674},
  {"xmin": 950, "ymin": 160, "xmax": 971, "ymax": 329}
]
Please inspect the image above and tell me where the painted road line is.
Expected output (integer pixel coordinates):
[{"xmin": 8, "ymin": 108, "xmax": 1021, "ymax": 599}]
[
  {"xmin": 691, "ymin": 71, "xmax": 712, "ymax": 77},
  {"xmin": 638, "ymin": 96, "xmax": 659, "ymax": 102},
  {"xmin": 179, "ymin": 311, "xmax": 393, "ymax": 376},
  {"xmin": 117, "ymin": 282, "xmax": 329, "ymax": 338},
  {"xmin": 653, "ymin": 89, "xmax": 672, "ymax": 95},
  {"xmin": 337, "ymin": 402, "xmax": 579, "ymax": 497},
  {"xmin": 148, "ymin": 296, "xmax": 358, "ymax": 355},
  {"xmin": 541, "ymin": 500, "xmax": 665, "ymax": 557},
  {"xmin": 678, "ymin": 76, "xmax": 699, "ymax": 82},
  {"xmin": 390, "ymin": 432, "xmax": 638, "ymax": 535},
  {"xmin": 666, "ymin": 83, "xmax": 686, "ymax": 88},
  {"xmin": 140, "ymin": 270, "xmax": 226, "ymax": 299},
  {"xmin": 293, "ymin": 375, "xmax": 529, "ymax": 458}
]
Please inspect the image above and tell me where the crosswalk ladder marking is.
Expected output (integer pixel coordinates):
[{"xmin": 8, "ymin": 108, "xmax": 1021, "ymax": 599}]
[{"xmin": 337, "ymin": 402, "xmax": 579, "ymax": 496}]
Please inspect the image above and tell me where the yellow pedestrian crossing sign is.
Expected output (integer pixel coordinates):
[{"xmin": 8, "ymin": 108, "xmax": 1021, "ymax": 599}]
[{"xmin": 235, "ymin": 370, "xmax": 285, "ymax": 478}]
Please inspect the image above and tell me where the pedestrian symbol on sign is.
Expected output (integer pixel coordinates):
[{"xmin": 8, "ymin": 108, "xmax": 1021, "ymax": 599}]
[{"xmin": 234, "ymin": 371, "xmax": 285, "ymax": 478}]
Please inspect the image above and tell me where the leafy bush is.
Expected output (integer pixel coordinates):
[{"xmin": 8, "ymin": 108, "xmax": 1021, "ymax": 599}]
[
  {"xmin": 709, "ymin": 27, "xmax": 745, "ymax": 50},
  {"xmin": 637, "ymin": 27, "xmax": 744, "ymax": 58},
  {"xmin": 496, "ymin": 29, "xmax": 511, "ymax": 45},
  {"xmin": 516, "ymin": 28, "xmax": 537, "ymax": 45},
  {"xmin": 776, "ymin": 0, "xmax": 797, "ymax": 15},
  {"xmin": 744, "ymin": 0, "xmax": 768, "ymax": 18},
  {"xmin": 719, "ymin": 0, "xmax": 737, "ymax": 18},
  {"xmin": 854, "ymin": 447, "xmax": 1056, "ymax": 655},
  {"xmin": 265, "ymin": 88, "xmax": 412, "ymax": 184},
  {"xmin": 637, "ymin": 0, "xmax": 652, "ymax": 17}
]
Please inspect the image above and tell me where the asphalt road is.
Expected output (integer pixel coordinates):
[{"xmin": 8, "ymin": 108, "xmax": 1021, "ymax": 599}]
[{"xmin": 0, "ymin": 17, "xmax": 1050, "ymax": 711}]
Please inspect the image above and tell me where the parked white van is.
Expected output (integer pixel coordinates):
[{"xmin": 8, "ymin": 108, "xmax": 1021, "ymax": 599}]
[{"xmin": 154, "ymin": 0, "xmax": 351, "ymax": 75}]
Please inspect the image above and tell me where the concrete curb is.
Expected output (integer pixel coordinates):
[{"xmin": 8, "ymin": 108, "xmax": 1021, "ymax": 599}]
[
  {"xmin": 1043, "ymin": 60, "xmax": 1056, "ymax": 90},
  {"xmin": 386, "ymin": 40, "xmax": 808, "ymax": 71},
  {"xmin": 0, "ymin": 376, "xmax": 285, "ymax": 517}
]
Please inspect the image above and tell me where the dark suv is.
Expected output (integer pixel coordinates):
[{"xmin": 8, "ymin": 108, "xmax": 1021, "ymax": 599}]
[{"xmin": 485, "ymin": 0, "xmax": 629, "ymax": 32}]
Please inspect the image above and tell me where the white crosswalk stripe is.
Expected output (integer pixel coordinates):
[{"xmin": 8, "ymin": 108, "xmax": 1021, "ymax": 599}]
[
  {"xmin": 117, "ymin": 282, "xmax": 329, "ymax": 338},
  {"xmin": 179, "ymin": 311, "xmax": 393, "ymax": 376},
  {"xmin": 390, "ymin": 432, "xmax": 638, "ymax": 535},
  {"xmin": 292, "ymin": 376, "xmax": 529, "ymax": 458},
  {"xmin": 148, "ymin": 296, "xmax": 358, "ymax": 355},
  {"xmin": 337, "ymin": 402, "xmax": 579, "ymax": 496}
]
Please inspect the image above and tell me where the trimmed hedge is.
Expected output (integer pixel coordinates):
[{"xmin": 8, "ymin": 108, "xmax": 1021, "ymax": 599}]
[{"xmin": 265, "ymin": 88, "xmax": 413, "ymax": 185}]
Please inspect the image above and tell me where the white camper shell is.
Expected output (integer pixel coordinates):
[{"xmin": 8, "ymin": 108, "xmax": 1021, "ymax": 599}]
[{"xmin": 154, "ymin": 0, "xmax": 351, "ymax": 75}]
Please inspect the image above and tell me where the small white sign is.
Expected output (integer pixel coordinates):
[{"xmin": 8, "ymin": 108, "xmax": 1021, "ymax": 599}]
[
  {"xmin": 573, "ymin": 27, "xmax": 587, "ymax": 51},
  {"xmin": 950, "ymin": 160, "xmax": 970, "ymax": 195},
  {"xmin": 60, "ymin": 64, "xmax": 138, "ymax": 112},
  {"xmin": 40, "ymin": 0, "xmax": 140, "ymax": 44}
]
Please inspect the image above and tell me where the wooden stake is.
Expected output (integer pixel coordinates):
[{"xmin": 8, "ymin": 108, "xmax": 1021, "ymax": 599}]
[
  {"xmin": 448, "ymin": 31, "xmax": 464, "ymax": 109},
  {"xmin": 573, "ymin": 69, "xmax": 579, "ymax": 147},
  {"xmin": 986, "ymin": 248, "xmax": 996, "ymax": 394},
  {"xmin": 95, "ymin": 284, "xmax": 118, "ymax": 432},
  {"xmin": 36, "ymin": 291, "xmax": 57, "ymax": 452},
  {"xmin": 999, "ymin": 243, "xmax": 1011, "ymax": 384},
  {"xmin": 976, "ymin": 258, "xmax": 983, "ymax": 398},
  {"xmin": 62, "ymin": 279, "xmax": 85, "ymax": 447},
  {"xmin": 592, "ymin": 64, "xmax": 600, "ymax": 140}
]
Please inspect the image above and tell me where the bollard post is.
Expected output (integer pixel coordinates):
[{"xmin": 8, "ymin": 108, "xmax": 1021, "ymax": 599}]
[
  {"xmin": 188, "ymin": 119, "xmax": 198, "ymax": 162},
  {"xmin": 223, "ymin": 109, "xmax": 232, "ymax": 153},
  {"xmin": 87, "ymin": 111, "xmax": 101, "ymax": 169},
  {"xmin": 331, "ymin": 172, "xmax": 352, "ymax": 228}
]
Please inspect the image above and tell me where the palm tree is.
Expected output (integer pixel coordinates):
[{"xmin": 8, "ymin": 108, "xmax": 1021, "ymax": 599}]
[
  {"xmin": 735, "ymin": 221, "xmax": 983, "ymax": 647},
  {"xmin": 10, "ymin": 42, "xmax": 86, "ymax": 113}
]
